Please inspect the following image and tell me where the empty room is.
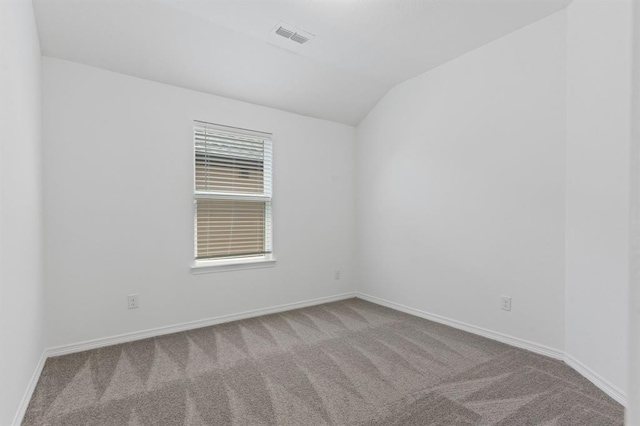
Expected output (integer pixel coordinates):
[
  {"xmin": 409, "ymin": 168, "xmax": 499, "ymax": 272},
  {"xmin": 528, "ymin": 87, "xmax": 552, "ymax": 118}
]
[{"xmin": 2, "ymin": 0, "xmax": 639, "ymax": 425}]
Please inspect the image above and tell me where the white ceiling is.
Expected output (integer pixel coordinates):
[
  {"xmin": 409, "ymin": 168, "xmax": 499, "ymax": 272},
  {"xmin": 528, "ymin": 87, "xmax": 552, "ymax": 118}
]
[{"xmin": 33, "ymin": 0, "xmax": 572, "ymax": 126}]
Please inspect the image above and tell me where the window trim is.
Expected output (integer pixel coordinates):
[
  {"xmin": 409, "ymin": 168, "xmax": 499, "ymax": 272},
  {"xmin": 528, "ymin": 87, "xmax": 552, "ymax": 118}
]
[
  {"xmin": 191, "ymin": 254, "xmax": 277, "ymax": 274},
  {"xmin": 192, "ymin": 121, "xmax": 274, "ymax": 272}
]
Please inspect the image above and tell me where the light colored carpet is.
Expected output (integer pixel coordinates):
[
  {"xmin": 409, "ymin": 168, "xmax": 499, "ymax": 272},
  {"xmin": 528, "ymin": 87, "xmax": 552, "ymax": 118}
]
[{"xmin": 23, "ymin": 298, "xmax": 623, "ymax": 425}]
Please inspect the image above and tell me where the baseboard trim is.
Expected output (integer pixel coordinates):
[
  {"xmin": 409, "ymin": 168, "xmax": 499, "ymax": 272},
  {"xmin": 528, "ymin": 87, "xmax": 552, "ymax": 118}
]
[
  {"xmin": 356, "ymin": 292, "xmax": 564, "ymax": 360},
  {"xmin": 356, "ymin": 292, "xmax": 628, "ymax": 407},
  {"xmin": 12, "ymin": 350, "xmax": 47, "ymax": 426},
  {"xmin": 564, "ymin": 353, "xmax": 628, "ymax": 406},
  {"xmin": 46, "ymin": 292, "xmax": 357, "ymax": 357}
]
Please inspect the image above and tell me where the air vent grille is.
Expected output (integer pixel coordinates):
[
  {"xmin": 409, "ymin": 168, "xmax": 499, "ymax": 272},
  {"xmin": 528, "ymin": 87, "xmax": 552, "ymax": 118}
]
[
  {"xmin": 271, "ymin": 22, "xmax": 314, "ymax": 46},
  {"xmin": 290, "ymin": 33, "xmax": 309, "ymax": 44},
  {"xmin": 275, "ymin": 26, "xmax": 294, "ymax": 38}
]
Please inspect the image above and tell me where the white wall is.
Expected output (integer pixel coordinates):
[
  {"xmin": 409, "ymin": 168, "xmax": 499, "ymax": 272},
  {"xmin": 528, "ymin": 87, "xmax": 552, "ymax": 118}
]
[
  {"xmin": 355, "ymin": 12, "xmax": 567, "ymax": 351},
  {"xmin": 630, "ymin": 1, "xmax": 640, "ymax": 422},
  {"xmin": 0, "ymin": 0, "xmax": 45, "ymax": 424},
  {"xmin": 42, "ymin": 58, "xmax": 356, "ymax": 348},
  {"xmin": 564, "ymin": 0, "xmax": 633, "ymax": 399}
]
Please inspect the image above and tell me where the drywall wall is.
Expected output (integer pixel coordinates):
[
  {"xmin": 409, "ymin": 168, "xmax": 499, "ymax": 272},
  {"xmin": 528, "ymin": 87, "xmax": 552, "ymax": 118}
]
[
  {"xmin": 630, "ymin": 0, "xmax": 640, "ymax": 422},
  {"xmin": 0, "ymin": 0, "xmax": 45, "ymax": 424},
  {"xmin": 42, "ymin": 57, "xmax": 356, "ymax": 348},
  {"xmin": 355, "ymin": 11, "xmax": 567, "ymax": 351},
  {"xmin": 564, "ymin": 0, "xmax": 633, "ymax": 399}
]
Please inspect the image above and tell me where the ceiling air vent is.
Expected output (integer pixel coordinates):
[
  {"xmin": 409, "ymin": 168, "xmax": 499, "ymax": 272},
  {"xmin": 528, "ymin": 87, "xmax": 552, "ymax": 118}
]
[
  {"xmin": 271, "ymin": 22, "xmax": 314, "ymax": 46},
  {"xmin": 290, "ymin": 32, "xmax": 309, "ymax": 44},
  {"xmin": 275, "ymin": 26, "xmax": 294, "ymax": 38}
]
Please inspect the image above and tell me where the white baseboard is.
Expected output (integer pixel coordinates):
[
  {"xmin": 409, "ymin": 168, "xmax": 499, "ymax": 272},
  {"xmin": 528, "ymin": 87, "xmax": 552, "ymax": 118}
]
[
  {"xmin": 12, "ymin": 350, "xmax": 47, "ymax": 426},
  {"xmin": 46, "ymin": 292, "xmax": 357, "ymax": 357},
  {"xmin": 564, "ymin": 353, "xmax": 627, "ymax": 406},
  {"xmin": 356, "ymin": 293, "xmax": 564, "ymax": 360},
  {"xmin": 356, "ymin": 292, "xmax": 628, "ymax": 407}
]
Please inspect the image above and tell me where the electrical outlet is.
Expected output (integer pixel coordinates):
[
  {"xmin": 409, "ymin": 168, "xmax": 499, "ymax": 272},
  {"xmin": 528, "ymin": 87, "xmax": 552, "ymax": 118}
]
[
  {"xmin": 128, "ymin": 294, "xmax": 139, "ymax": 309},
  {"xmin": 501, "ymin": 296, "xmax": 512, "ymax": 311},
  {"xmin": 334, "ymin": 270, "xmax": 341, "ymax": 280}
]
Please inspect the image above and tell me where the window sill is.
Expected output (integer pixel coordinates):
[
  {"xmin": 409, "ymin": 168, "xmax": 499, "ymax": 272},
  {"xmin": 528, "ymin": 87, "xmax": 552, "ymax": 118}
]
[{"xmin": 191, "ymin": 255, "xmax": 277, "ymax": 274}]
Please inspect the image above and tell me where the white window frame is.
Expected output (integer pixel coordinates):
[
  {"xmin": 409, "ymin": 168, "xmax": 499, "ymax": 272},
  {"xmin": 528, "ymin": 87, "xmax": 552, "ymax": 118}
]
[{"xmin": 191, "ymin": 121, "xmax": 275, "ymax": 274}]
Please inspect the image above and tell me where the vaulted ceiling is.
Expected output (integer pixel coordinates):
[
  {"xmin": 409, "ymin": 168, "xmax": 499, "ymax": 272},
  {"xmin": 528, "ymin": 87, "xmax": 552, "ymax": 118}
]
[{"xmin": 33, "ymin": 0, "xmax": 572, "ymax": 125}]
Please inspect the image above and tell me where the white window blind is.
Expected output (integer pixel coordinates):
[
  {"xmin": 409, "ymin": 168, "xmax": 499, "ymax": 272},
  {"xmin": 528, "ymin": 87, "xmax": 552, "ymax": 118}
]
[{"xmin": 194, "ymin": 121, "xmax": 273, "ymax": 261}]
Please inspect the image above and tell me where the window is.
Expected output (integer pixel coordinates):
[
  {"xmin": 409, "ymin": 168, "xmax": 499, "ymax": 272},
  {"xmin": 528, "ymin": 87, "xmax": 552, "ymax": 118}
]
[{"xmin": 193, "ymin": 121, "xmax": 273, "ymax": 270}]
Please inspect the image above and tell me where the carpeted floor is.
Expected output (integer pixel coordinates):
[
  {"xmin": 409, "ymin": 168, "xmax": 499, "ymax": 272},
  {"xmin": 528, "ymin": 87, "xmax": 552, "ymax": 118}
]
[{"xmin": 23, "ymin": 298, "xmax": 624, "ymax": 425}]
